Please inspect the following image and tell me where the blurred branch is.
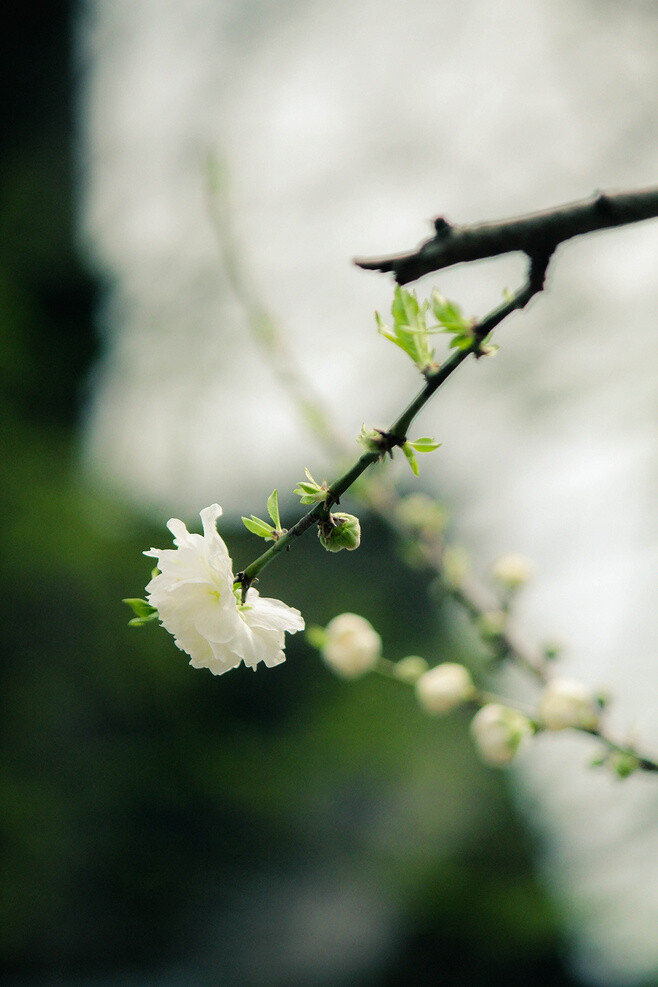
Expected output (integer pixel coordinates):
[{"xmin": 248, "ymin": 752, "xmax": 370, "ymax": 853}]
[
  {"xmin": 206, "ymin": 156, "xmax": 349, "ymax": 463},
  {"xmin": 355, "ymin": 186, "xmax": 658, "ymax": 284}
]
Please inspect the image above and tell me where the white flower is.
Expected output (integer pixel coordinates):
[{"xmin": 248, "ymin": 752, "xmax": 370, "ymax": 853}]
[
  {"xmin": 321, "ymin": 613, "xmax": 381, "ymax": 678},
  {"xmin": 470, "ymin": 703, "xmax": 533, "ymax": 766},
  {"xmin": 144, "ymin": 504, "xmax": 304, "ymax": 675},
  {"xmin": 491, "ymin": 553, "xmax": 534, "ymax": 590},
  {"xmin": 415, "ymin": 662, "xmax": 474, "ymax": 714},
  {"xmin": 537, "ymin": 677, "xmax": 600, "ymax": 731}
]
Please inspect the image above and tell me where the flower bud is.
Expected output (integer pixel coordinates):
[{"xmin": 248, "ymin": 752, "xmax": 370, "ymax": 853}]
[
  {"xmin": 318, "ymin": 513, "xmax": 361, "ymax": 552},
  {"xmin": 357, "ymin": 424, "xmax": 386, "ymax": 455},
  {"xmin": 394, "ymin": 655, "xmax": 429, "ymax": 683},
  {"xmin": 395, "ymin": 493, "xmax": 448, "ymax": 536},
  {"xmin": 491, "ymin": 553, "xmax": 534, "ymax": 591},
  {"xmin": 470, "ymin": 703, "xmax": 533, "ymax": 766},
  {"xmin": 321, "ymin": 613, "xmax": 381, "ymax": 678},
  {"xmin": 441, "ymin": 546, "xmax": 469, "ymax": 589},
  {"xmin": 415, "ymin": 662, "xmax": 474, "ymax": 714},
  {"xmin": 537, "ymin": 678, "xmax": 600, "ymax": 731},
  {"xmin": 608, "ymin": 751, "xmax": 639, "ymax": 779},
  {"xmin": 476, "ymin": 609, "xmax": 507, "ymax": 642}
]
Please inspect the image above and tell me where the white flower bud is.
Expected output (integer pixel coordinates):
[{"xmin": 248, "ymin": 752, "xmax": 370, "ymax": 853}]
[
  {"xmin": 394, "ymin": 655, "xmax": 429, "ymax": 683},
  {"xmin": 491, "ymin": 553, "xmax": 534, "ymax": 590},
  {"xmin": 537, "ymin": 678, "xmax": 600, "ymax": 731},
  {"xmin": 470, "ymin": 703, "xmax": 533, "ymax": 766},
  {"xmin": 441, "ymin": 546, "xmax": 469, "ymax": 589},
  {"xmin": 395, "ymin": 494, "xmax": 448, "ymax": 535},
  {"xmin": 415, "ymin": 662, "xmax": 474, "ymax": 714},
  {"xmin": 321, "ymin": 613, "xmax": 381, "ymax": 679}
]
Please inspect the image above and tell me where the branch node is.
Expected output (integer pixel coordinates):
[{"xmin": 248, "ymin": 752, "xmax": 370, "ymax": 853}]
[{"xmin": 432, "ymin": 216, "xmax": 453, "ymax": 238}]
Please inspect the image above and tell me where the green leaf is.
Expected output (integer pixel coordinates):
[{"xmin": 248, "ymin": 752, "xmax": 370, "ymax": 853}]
[
  {"xmin": 377, "ymin": 287, "xmax": 435, "ymax": 371},
  {"xmin": 127, "ymin": 613, "xmax": 159, "ymax": 627},
  {"xmin": 123, "ymin": 598, "xmax": 159, "ymax": 627},
  {"xmin": 293, "ymin": 469, "xmax": 328, "ymax": 505},
  {"xmin": 241, "ymin": 515, "xmax": 276, "ymax": 539},
  {"xmin": 123, "ymin": 598, "xmax": 158, "ymax": 619},
  {"xmin": 402, "ymin": 442, "xmax": 419, "ymax": 476},
  {"xmin": 266, "ymin": 489, "xmax": 281, "ymax": 529},
  {"xmin": 431, "ymin": 289, "xmax": 470, "ymax": 333},
  {"xmin": 408, "ymin": 436, "xmax": 441, "ymax": 453}
]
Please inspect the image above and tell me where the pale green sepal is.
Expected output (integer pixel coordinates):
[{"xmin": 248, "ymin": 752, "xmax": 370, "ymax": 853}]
[{"xmin": 306, "ymin": 625, "xmax": 327, "ymax": 649}]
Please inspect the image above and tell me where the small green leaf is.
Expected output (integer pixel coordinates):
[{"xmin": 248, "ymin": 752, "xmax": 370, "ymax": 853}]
[
  {"xmin": 431, "ymin": 289, "xmax": 470, "ymax": 333},
  {"xmin": 266, "ymin": 489, "xmax": 281, "ymax": 529},
  {"xmin": 377, "ymin": 287, "xmax": 435, "ymax": 371},
  {"xmin": 408, "ymin": 436, "xmax": 441, "ymax": 453},
  {"xmin": 123, "ymin": 598, "xmax": 159, "ymax": 627},
  {"xmin": 402, "ymin": 442, "xmax": 419, "ymax": 476},
  {"xmin": 123, "ymin": 598, "xmax": 157, "ymax": 619},
  {"xmin": 293, "ymin": 469, "xmax": 328, "ymax": 505},
  {"xmin": 128, "ymin": 613, "xmax": 159, "ymax": 627},
  {"xmin": 241, "ymin": 515, "xmax": 276, "ymax": 539}
]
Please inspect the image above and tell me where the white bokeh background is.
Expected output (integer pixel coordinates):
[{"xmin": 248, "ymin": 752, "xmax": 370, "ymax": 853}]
[{"xmin": 77, "ymin": 2, "xmax": 658, "ymax": 983}]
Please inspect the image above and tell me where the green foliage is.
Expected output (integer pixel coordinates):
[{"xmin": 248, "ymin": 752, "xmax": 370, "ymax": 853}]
[
  {"xmin": 123, "ymin": 597, "xmax": 159, "ymax": 626},
  {"xmin": 266, "ymin": 488, "xmax": 281, "ymax": 530},
  {"xmin": 401, "ymin": 437, "xmax": 442, "ymax": 476},
  {"xmin": 376, "ymin": 286, "xmax": 436, "ymax": 371},
  {"xmin": 294, "ymin": 468, "xmax": 329, "ymax": 504},
  {"xmin": 242, "ymin": 489, "xmax": 285, "ymax": 541},
  {"xmin": 431, "ymin": 289, "xmax": 475, "ymax": 351}
]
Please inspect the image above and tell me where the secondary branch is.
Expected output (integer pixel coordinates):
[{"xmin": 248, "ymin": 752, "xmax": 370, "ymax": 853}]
[{"xmin": 355, "ymin": 186, "xmax": 658, "ymax": 284}]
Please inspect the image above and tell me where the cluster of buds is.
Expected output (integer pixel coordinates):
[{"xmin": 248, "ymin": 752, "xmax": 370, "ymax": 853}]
[{"xmin": 308, "ymin": 610, "xmax": 635, "ymax": 773}]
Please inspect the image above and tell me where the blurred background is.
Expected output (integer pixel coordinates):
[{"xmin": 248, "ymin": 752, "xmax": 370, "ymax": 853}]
[{"xmin": 2, "ymin": 0, "xmax": 658, "ymax": 983}]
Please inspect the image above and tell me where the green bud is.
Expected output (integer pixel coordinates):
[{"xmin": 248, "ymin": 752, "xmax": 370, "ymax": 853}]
[
  {"xmin": 357, "ymin": 424, "xmax": 387, "ymax": 455},
  {"xmin": 542, "ymin": 640, "xmax": 562, "ymax": 662},
  {"xmin": 318, "ymin": 513, "xmax": 361, "ymax": 552},
  {"xmin": 609, "ymin": 751, "xmax": 640, "ymax": 779}
]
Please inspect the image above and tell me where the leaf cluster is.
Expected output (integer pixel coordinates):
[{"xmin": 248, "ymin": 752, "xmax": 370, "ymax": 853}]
[
  {"xmin": 242, "ymin": 490, "xmax": 286, "ymax": 541},
  {"xmin": 376, "ymin": 286, "xmax": 475, "ymax": 371}
]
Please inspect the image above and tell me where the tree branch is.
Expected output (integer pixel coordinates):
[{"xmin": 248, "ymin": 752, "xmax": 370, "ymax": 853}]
[{"xmin": 355, "ymin": 186, "xmax": 658, "ymax": 285}]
